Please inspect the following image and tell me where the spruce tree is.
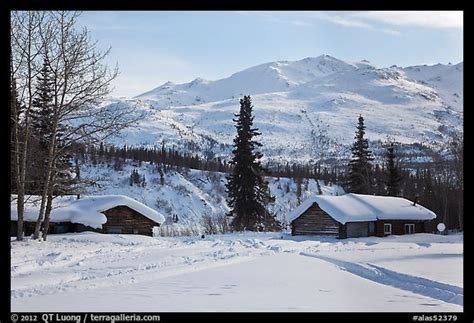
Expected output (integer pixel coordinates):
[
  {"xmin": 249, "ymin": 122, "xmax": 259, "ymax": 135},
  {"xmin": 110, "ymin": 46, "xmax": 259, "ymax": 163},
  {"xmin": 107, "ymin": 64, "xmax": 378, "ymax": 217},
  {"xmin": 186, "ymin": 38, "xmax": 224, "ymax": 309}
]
[
  {"xmin": 226, "ymin": 96, "xmax": 280, "ymax": 231},
  {"xmin": 30, "ymin": 60, "xmax": 55, "ymax": 194},
  {"xmin": 346, "ymin": 115, "xmax": 374, "ymax": 194},
  {"xmin": 385, "ymin": 141, "xmax": 403, "ymax": 196},
  {"xmin": 30, "ymin": 60, "xmax": 74, "ymax": 196}
]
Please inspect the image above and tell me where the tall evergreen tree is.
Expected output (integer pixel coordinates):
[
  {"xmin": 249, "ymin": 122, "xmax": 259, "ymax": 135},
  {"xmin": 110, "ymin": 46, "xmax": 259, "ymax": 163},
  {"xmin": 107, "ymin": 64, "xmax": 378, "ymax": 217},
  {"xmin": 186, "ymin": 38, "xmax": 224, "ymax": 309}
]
[
  {"xmin": 30, "ymin": 59, "xmax": 74, "ymax": 196},
  {"xmin": 346, "ymin": 115, "xmax": 374, "ymax": 194},
  {"xmin": 226, "ymin": 96, "xmax": 280, "ymax": 231},
  {"xmin": 385, "ymin": 141, "xmax": 403, "ymax": 196},
  {"xmin": 30, "ymin": 60, "xmax": 55, "ymax": 194}
]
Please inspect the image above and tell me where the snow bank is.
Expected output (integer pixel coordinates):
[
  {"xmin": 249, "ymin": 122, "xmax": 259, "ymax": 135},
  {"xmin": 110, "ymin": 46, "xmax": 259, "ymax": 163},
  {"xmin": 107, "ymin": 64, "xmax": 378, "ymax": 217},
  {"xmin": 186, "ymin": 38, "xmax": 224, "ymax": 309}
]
[
  {"xmin": 289, "ymin": 193, "xmax": 437, "ymax": 224},
  {"xmin": 11, "ymin": 195, "xmax": 165, "ymax": 229}
]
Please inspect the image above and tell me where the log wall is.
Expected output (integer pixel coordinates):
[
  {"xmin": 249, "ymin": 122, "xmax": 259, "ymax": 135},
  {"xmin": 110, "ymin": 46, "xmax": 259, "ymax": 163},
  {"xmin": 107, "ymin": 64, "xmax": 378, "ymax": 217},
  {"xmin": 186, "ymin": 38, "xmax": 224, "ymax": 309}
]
[
  {"xmin": 102, "ymin": 206, "xmax": 159, "ymax": 236},
  {"xmin": 291, "ymin": 203, "xmax": 341, "ymax": 237}
]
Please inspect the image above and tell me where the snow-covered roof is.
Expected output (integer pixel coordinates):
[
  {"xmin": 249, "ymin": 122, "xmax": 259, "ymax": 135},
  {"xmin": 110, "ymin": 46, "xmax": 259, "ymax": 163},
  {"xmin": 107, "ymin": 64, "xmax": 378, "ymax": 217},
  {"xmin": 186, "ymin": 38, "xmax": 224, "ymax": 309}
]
[
  {"xmin": 288, "ymin": 194, "xmax": 437, "ymax": 225},
  {"xmin": 11, "ymin": 195, "xmax": 165, "ymax": 229}
]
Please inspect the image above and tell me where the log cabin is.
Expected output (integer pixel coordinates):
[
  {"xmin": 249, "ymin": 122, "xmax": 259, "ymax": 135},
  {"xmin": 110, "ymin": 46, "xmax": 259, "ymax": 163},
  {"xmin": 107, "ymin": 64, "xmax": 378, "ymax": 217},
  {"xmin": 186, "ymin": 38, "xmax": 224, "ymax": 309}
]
[
  {"xmin": 289, "ymin": 193, "xmax": 436, "ymax": 239},
  {"xmin": 11, "ymin": 195, "xmax": 165, "ymax": 237}
]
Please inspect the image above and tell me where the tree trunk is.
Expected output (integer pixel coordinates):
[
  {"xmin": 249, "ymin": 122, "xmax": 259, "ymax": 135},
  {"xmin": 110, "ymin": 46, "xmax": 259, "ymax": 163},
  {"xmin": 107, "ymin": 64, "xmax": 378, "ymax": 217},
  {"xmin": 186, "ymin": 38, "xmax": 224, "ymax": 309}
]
[
  {"xmin": 443, "ymin": 191, "xmax": 449, "ymax": 235},
  {"xmin": 76, "ymin": 158, "xmax": 81, "ymax": 200},
  {"xmin": 12, "ymin": 86, "xmax": 24, "ymax": 241},
  {"xmin": 41, "ymin": 183, "xmax": 55, "ymax": 241},
  {"xmin": 457, "ymin": 189, "xmax": 463, "ymax": 231},
  {"xmin": 33, "ymin": 120, "xmax": 58, "ymax": 240},
  {"xmin": 15, "ymin": 180, "xmax": 25, "ymax": 240},
  {"xmin": 12, "ymin": 12, "xmax": 42, "ymax": 241},
  {"xmin": 316, "ymin": 179, "xmax": 323, "ymax": 195}
]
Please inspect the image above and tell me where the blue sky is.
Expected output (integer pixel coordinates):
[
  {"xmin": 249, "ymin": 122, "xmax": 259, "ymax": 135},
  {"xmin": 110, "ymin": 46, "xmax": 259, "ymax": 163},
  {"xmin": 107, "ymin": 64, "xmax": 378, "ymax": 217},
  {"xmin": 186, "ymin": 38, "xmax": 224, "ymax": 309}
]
[{"xmin": 76, "ymin": 11, "xmax": 463, "ymax": 97}]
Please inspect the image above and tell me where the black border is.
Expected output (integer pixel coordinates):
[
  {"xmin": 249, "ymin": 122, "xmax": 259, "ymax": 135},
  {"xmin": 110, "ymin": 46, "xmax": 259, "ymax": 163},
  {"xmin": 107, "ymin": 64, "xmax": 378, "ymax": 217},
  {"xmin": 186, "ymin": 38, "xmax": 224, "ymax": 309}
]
[{"xmin": 2, "ymin": 1, "xmax": 468, "ymax": 322}]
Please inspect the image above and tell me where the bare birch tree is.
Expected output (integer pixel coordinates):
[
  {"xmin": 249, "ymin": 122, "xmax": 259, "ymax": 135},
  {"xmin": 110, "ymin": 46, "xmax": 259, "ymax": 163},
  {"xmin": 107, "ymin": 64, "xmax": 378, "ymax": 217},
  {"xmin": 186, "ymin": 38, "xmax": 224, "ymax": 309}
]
[
  {"xmin": 11, "ymin": 11, "xmax": 143, "ymax": 240},
  {"xmin": 10, "ymin": 11, "xmax": 46, "ymax": 241},
  {"xmin": 35, "ymin": 11, "xmax": 143, "ymax": 240}
]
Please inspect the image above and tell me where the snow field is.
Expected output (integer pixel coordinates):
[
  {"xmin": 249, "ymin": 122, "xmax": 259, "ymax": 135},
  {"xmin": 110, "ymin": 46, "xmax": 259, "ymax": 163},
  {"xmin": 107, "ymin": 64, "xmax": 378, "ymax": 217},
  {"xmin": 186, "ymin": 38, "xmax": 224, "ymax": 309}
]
[{"xmin": 11, "ymin": 232, "xmax": 462, "ymax": 312}]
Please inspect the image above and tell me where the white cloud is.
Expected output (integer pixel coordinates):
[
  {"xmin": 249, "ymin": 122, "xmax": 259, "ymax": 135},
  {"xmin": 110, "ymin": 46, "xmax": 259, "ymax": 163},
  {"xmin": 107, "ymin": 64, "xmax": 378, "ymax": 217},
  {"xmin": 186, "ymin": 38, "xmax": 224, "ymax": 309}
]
[
  {"xmin": 321, "ymin": 14, "xmax": 374, "ymax": 29},
  {"xmin": 237, "ymin": 11, "xmax": 313, "ymax": 27},
  {"xmin": 315, "ymin": 13, "xmax": 401, "ymax": 36},
  {"xmin": 355, "ymin": 11, "xmax": 463, "ymax": 29},
  {"xmin": 312, "ymin": 11, "xmax": 462, "ymax": 35},
  {"xmin": 380, "ymin": 29, "xmax": 401, "ymax": 36}
]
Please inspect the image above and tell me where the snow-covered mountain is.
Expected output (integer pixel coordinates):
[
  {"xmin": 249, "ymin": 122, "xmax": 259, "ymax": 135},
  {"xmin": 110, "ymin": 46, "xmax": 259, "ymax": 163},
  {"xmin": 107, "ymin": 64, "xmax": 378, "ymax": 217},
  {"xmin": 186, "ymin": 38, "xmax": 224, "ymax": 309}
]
[
  {"xmin": 103, "ymin": 55, "xmax": 463, "ymax": 163},
  {"xmin": 136, "ymin": 55, "xmax": 358, "ymax": 106}
]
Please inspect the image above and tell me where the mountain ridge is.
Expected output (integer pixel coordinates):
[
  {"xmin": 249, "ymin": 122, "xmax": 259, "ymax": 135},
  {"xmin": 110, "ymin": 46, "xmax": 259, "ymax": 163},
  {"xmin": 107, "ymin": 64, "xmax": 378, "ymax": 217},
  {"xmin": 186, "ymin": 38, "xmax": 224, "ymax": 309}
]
[{"xmin": 100, "ymin": 54, "xmax": 463, "ymax": 164}]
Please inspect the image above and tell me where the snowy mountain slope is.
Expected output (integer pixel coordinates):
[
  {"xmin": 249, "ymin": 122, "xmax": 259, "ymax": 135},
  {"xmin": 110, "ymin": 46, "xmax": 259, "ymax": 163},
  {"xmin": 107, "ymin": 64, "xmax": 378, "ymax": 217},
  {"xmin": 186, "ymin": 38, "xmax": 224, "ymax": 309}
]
[
  {"xmin": 80, "ymin": 161, "xmax": 343, "ymax": 226},
  {"xmin": 104, "ymin": 55, "xmax": 462, "ymax": 163},
  {"xmin": 401, "ymin": 62, "xmax": 463, "ymax": 112}
]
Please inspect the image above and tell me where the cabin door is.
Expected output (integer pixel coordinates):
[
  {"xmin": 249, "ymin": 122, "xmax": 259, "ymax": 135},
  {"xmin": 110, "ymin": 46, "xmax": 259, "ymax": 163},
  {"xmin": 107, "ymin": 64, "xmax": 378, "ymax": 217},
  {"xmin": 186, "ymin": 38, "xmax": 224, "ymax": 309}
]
[{"xmin": 404, "ymin": 224, "xmax": 415, "ymax": 234}]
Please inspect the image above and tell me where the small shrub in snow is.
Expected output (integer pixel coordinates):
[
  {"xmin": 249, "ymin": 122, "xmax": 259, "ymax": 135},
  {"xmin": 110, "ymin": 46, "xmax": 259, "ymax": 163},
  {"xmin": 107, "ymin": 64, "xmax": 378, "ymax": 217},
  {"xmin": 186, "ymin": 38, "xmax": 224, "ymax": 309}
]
[
  {"xmin": 201, "ymin": 214, "xmax": 216, "ymax": 234},
  {"xmin": 206, "ymin": 171, "xmax": 221, "ymax": 184},
  {"xmin": 155, "ymin": 198, "xmax": 173, "ymax": 214},
  {"xmin": 129, "ymin": 169, "xmax": 146, "ymax": 187},
  {"xmin": 153, "ymin": 223, "xmax": 203, "ymax": 237},
  {"xmin": 174, "ymin": 184, "xmax": 191, "ymax": 196},
  {"xmin": 212, "ymin": 182, "xmax": 226, "ymax": 197},
  {"xmin": 201, "ymin": 213, "xmax": 231, "ymax": 235}
]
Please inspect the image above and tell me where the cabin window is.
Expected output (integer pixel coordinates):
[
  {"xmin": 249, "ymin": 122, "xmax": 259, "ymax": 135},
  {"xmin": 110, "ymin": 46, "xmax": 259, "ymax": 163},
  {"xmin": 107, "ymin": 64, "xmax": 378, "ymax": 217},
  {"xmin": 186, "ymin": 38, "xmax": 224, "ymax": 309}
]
[
  {"xmin": 54, "ymin": 224, "xmax": 69, "ymax": 234},
  {"xmin": 384, "ymin": 223, "xmax": 392, "ymax": 235},
  {"xmin": 404, "ymin": 224, "xmax": 415, "ymax": 234},
  {"xmin": 106, "ymin": 226, "xmax": 123, "ymax": 234}
]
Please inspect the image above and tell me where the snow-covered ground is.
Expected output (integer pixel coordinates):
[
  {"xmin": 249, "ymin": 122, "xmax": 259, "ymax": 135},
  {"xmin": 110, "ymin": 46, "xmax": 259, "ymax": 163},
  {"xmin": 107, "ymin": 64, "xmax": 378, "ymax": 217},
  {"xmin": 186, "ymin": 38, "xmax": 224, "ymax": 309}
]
[{"xmin": 11, "ymin": 232, "xmax": 462, "ymax": 312}]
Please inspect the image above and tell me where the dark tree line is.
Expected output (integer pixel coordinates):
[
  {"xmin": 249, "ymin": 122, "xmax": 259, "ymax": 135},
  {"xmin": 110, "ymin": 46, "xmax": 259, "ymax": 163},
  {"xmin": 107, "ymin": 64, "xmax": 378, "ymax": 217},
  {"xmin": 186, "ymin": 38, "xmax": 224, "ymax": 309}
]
[
  {"xmin": 264, "ymin": 161, "xmax": 343, "ymax": 186},
  {"xmin": 82, "ymin": 143, "xmax": 233, "ymax": 174}
]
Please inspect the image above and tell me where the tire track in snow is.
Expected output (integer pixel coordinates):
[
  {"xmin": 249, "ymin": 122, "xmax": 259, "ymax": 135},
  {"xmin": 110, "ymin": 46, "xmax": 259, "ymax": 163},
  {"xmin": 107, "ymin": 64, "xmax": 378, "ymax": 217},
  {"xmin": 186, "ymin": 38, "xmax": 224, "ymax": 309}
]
[{"xmin": 300, "ymin": 252, "xmax": 463, "ymax": 306}]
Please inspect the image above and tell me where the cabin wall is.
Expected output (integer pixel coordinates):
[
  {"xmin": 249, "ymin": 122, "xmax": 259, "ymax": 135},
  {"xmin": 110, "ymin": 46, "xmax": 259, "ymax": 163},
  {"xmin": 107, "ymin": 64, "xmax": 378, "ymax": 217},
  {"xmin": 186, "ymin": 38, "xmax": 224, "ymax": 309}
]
[
  {"xmin": 10, "ymin": 221, "xmax": 89, "ymax": 237},
  {"xmin": 291, "ymin": 203, "xmax": 341, "ymax": 237},
  {"xmin": 375, "ymin": 220, "xmax": 428, "ymax": 237},
  {"xmin": 346, "ymin": 222, "xmax": 374, "ymax": 238},
  {"xmin": 101, "ymin": 206, "xmax": 159, "ymax": 236},
  {"xmin": 11, "ymin": 206, "xmax": 160, "ymax": 237}
]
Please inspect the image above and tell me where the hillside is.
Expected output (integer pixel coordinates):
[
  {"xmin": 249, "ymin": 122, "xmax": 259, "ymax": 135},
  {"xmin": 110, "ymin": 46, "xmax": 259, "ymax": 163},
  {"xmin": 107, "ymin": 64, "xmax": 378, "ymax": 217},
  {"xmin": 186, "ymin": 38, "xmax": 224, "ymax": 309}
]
[{"xmin": 80, "ymin": 161, "xmax": 344, "ymax": 226}]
